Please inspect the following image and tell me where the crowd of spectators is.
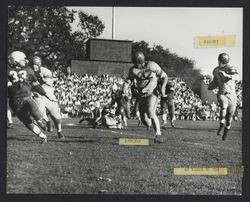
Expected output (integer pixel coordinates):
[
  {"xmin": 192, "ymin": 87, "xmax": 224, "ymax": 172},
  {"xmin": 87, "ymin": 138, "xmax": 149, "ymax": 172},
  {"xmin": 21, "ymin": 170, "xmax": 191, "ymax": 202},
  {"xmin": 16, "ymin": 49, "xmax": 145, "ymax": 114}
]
[
  {"xmin": 53, "ymin": 67, "xmax": 124, "ymax": 118},
  {"xmin": 169, "ymin": 79, "xmax": 219, "ymax": 121},
  {"xmin": 52, "ymin": 68, "xmax": 242, "ymax": 121}
]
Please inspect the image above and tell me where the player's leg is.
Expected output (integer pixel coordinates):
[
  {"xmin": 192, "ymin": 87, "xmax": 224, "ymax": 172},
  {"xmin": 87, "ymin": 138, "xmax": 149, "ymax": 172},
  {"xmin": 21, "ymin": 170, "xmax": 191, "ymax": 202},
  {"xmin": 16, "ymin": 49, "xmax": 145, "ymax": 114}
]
[
  {"xmin": 15, "ymin": 104, "xmax": 47, "ymax": 142},
  {"xmin": 123, "ymin": 102, "xmax": 131, "ymax": 128},
  {"xmin": 217, "ymin": 94, "xmax": 229, "ymax": 136},
  {"xmin": 120, "ymin": 107, "xmax": 127, "ymax": 128},
  {"xmin": 168, "ymin": 100, "xmax": 175, "ymax": 128},
  {"xmin": 116, "ymin": 105, "xmax": 125, "ymax": 128},
  {"xmin": 222, "ymin": 96, "xmax": 237, "ymax": 140},
  {"xmin": 7, "ymin": 108, "xmax": 13, "ymax": 129},
  {"xmin": 139, "ymin": 97, "xmax": 152, "ymax": 129},
  {"xmin": 43, "ymin": 97, "xmax": 65, "ymax": 139},
  {"xmin": 146, "ymin": 94, "xmax": 163, "ymax": 143},
  {"xmin": 135, "ymin": 100, "xmax": 141, "ymax": 126},
  {"xmin": 33, "ymin": 96, "xmax": 51, "ymax": 131},
  {"xmin": 160, "ymin": 98, "xmax": 168, "ymax": 129},
  {"xmin": 25, "ymin": 97, "xmax": 47, "ymax": 131},
  {"xmin": 45, "ymin": 110, "xmax": 53, "ymax": 132}
]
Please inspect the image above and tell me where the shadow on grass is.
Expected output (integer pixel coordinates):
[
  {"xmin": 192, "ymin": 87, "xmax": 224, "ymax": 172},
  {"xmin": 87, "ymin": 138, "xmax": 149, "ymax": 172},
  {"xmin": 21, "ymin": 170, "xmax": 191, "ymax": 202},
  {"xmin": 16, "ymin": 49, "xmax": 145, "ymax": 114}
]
[
  {"xmin": 172, "ymin": 126, "xmax": 241, "ymax": 132},
  {"xmin": 7, "ymin": 136, "xmax": 101, "ymax": 144},
  {"xmin": 7, "ymin": 136, "xmax": 35, "ymax": 142}
]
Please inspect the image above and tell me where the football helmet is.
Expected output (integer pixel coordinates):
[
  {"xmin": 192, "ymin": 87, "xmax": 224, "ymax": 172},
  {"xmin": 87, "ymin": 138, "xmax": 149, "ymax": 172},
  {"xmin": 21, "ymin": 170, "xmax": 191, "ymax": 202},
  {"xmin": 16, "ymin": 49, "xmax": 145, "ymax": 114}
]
[
  {"xmin": 132, "ymin": 51, "xmax": 145, "ymax": 65},
  {"xmin": 218, "ymin": 53, "xmax": 230, "ymax": 65},
  {"xmin": 31, "ymin": 56, "xmax": 42, "ymax": 72},
  {"xmin": 8, "ymin": 51, "xmax": 26, "ymax": 67},
  {"xmin": 168, "ymin": 81, "xmax": 175, "ymax": 91}
]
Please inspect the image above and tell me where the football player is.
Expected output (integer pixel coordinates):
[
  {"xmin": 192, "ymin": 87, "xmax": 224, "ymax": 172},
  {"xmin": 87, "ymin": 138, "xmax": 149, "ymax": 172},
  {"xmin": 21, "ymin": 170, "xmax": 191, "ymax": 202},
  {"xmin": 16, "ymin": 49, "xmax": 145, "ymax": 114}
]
[
  {"xmin": 122, "ymin": 51, "xmax": 168, "ymax": 143},
  {"xmin": 7, "ymin": 81, "xmax": 14, "ymax": 129},
  {"xmin": 131, "ymin": 81, "xmax": 142, "ymax": 127},
  {"xmin": 8, "ymin": 51, "xmax": 48, "ymax": 142},
  {"xmin": 208, "ymin": 53, "xmax": 239, "ymax": 140},
  {"xmin": 160, "ymin": 80, "xmax": 176, "ymax": 129},
  {"xmin": 112, "ymin": 89, "xmax": 131, "ymax": 128},
  {"xmin": 30, "ymin": 56, "xmax": 65, "ymax": 139},
  {"xmin": 93, "ymin": 102, "xmax": 122, "ymax": 129},
  {"xmin": 7, "ymin": 108, "xmax": 14, "ymax": 129}
]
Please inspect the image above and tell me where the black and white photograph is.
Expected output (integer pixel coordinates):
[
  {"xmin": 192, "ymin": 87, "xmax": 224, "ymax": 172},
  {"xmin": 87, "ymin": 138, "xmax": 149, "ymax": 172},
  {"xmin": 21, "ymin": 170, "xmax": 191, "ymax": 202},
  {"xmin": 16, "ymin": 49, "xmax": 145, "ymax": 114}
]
[{"xmin": 5, "ymin": 5, "xmax": 243, "ymax": 195}]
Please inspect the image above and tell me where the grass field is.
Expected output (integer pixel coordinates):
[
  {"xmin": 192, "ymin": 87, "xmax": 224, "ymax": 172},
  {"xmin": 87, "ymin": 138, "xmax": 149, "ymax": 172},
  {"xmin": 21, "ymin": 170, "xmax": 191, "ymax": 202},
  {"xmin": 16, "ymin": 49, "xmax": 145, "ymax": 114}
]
[{"xmin": 7, "ymin": 117, "xmax": 242, "ymax": 195}]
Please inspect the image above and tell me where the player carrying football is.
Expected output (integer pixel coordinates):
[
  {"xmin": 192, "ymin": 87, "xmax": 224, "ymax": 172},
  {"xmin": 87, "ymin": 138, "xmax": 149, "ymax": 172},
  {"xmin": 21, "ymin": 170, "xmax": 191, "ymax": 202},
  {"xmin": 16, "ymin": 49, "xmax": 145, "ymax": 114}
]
[
  {"xmin": 122, "ymin": 51, "xmax": 168, "ymax": 143},
  {"xmin": 8, "ymin": 51, "xmax": 48, "ymax": 142},
  {"xmin": 208, "ymin": 53, "xmax": 239, "ymax": 140},
  {"xmin": 31, "ymin": 56, "xmax": 65, "ymax": 139}
]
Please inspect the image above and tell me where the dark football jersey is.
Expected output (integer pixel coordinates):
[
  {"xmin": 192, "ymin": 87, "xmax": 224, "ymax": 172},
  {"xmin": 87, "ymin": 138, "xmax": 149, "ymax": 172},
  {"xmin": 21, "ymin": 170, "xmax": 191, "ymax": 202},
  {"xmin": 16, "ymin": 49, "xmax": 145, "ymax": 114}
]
[
  {"xmin": 165, "ymin": 84, "xmax": 175, "ymax": 100},
  {"xmin": 34, "ymin": 71, "xmax": 45, "ymax": 85},
  {"xmin": 8, "ymin": 66, "xmax": 37, "ymax": 102}
]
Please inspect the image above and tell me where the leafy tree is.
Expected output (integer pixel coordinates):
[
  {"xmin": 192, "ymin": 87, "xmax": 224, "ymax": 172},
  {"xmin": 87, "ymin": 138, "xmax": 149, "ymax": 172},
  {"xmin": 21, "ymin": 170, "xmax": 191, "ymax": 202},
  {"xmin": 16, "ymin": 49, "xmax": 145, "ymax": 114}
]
[
  {"xmin": 77, "ymin": 11, "xmax": 105, "ymax": 41},
  {"xmin": 8, "ymin": 6, "xmax": 105, "ymax": 70}
]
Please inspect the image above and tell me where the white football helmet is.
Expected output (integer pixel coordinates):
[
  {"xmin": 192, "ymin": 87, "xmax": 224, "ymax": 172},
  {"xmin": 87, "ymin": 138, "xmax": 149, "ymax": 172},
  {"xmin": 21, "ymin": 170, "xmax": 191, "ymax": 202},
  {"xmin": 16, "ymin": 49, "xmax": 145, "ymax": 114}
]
[{"xmin": 8, "ymin": 51, "xmax": 27, "ymax": 67}]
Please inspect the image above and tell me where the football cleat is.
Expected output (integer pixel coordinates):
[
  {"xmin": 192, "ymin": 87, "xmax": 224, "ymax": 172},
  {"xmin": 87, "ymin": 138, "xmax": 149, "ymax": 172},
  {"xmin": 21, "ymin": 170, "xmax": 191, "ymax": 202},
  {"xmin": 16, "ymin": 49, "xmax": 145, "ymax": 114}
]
[
  {"xmin": 217, "ymin": 123, "xmax": 224, "ymax": 136},
  {"xmin": 170, "ymin": 120, "xmax": 175, "ymax": 128},
  {"xmin": 7, "ymin": 123, "xmax": 14, "ymax": 129},
  {"xmin": 58, "ymin": 131, "xmax": 65, "ymax": 139},
  {"xmin": 41, "ymin": 136, "xmax": 47, "ymax": 144},
  {"xmin": 154, "ymin": 135, "xmax": 163, "ymax": 143}
]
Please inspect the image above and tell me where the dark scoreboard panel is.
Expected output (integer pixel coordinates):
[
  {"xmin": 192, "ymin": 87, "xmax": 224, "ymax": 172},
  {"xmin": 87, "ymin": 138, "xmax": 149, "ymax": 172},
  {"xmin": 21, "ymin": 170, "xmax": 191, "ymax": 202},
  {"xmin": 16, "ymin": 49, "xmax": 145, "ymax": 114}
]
[
  {"xmin": 86, "ymin": 39, "xmax": 132, "ymax": 62},
  {"xmin": 71, "ymin": 60, "xmax": 132, "ymax": 77}
]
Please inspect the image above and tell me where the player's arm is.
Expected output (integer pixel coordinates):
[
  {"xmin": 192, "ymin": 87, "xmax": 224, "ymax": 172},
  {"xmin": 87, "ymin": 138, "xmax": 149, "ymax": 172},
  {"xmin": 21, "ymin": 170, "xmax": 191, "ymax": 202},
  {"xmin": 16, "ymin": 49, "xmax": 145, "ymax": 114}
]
[
  {"xmin": 39, "ymin": 67, "xmax": 55, "ymax": 86},
  {"xmin": 150, "ymin": 61, "xmax": 168, "ymax": 97},
  {"xmin": 28, "ymin": 68, "xmax": 47, "ymax": 96},
  {"xmin": 122, "ymin": 68, "xmax": 134, "ymax": 95},
  {"xmin": 208, "ymin": 70, "xmax": 218, "ymax": 90},
  {"xmin": 219, "ymin": 68, "xmax": 240, "ymax": 81}
]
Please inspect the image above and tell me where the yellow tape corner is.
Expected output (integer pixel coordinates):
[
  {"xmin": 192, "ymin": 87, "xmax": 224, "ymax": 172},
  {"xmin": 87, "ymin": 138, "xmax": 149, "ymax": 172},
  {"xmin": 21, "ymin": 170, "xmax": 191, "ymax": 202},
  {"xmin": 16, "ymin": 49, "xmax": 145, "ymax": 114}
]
[
  {"xmin": 119, "ymin": 138, "xmax": 149, "ymax": 146},
  {"xmin": 194, "ymin": 35, "xmax": 236, "ymax": 48},
  {"xmin": 174, "ymin": 167, "xmax": 228, "ymax": 176}
]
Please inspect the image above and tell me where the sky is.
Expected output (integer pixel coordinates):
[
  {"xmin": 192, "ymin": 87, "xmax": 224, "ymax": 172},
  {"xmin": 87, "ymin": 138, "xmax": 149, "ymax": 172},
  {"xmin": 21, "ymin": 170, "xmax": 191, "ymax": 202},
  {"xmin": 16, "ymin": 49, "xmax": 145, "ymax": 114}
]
[{"xmin": 68, "ymin": 7, "xmax": 243, "ymax": 78}]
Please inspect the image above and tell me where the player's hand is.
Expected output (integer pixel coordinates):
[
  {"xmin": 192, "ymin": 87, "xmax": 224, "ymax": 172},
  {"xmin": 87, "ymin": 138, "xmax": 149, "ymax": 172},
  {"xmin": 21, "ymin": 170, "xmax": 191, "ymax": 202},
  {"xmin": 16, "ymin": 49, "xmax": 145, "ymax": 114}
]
[
  {"xmin": 219, "ymin": 71, "xmax": 231, "ymax": 79},
  {"xmin": 32, "ymin": 92, "xmax": 40, "ymax": 98},
  {"xmin": 161, "ymin": 93, "xmax": 167, "ymax": 98}
]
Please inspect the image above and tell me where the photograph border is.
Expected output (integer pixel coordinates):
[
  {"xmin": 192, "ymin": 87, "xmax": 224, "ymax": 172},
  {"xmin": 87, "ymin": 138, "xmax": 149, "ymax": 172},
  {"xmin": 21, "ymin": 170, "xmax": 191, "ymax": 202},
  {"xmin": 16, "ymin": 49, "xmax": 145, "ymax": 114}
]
[{"xmin": 1, "ymin": 0, "xmax": 249, "ymax": 202}]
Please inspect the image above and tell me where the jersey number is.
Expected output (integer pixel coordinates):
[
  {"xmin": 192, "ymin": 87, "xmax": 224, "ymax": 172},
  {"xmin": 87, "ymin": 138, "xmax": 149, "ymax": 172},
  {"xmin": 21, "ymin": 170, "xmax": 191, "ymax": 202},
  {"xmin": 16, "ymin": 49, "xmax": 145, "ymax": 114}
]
[{"xmin": 9, "ymin": 70, "xmax": 27, "ymax": 83}]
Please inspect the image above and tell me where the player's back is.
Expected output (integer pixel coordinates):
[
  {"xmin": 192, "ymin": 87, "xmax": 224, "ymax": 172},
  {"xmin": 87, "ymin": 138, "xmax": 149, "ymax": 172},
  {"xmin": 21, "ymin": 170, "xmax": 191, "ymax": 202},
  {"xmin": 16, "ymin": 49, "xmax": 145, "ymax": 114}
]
[
  {"xmin": 8, "ymin": 66, "xmax": 35, "ymax": 102},
  {"xmin": 213, "ymin": 66, "xmax": 237, "ymax": 96}
]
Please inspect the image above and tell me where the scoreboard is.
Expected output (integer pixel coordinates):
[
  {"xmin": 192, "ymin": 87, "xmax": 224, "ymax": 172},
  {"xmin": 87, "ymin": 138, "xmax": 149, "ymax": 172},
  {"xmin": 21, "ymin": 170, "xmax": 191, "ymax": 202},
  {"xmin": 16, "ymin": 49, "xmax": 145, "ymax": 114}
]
[{"xmin": 86, "ymin": 39, "xmax": 132, "ymax": 62}]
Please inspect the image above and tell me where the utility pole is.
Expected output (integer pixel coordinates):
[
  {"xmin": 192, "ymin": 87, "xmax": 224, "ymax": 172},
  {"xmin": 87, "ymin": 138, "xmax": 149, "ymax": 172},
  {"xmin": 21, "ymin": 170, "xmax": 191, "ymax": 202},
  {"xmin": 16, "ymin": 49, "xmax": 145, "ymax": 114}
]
[{"xmin": 112, "ymin": 6, "xmax": 115, "ymax": 40}]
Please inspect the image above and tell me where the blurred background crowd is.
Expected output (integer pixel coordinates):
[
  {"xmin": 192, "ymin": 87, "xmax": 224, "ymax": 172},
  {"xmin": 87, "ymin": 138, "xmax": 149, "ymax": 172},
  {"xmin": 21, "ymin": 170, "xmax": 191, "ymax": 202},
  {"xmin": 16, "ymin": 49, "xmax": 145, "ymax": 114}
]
[{"xmin": 52, "ymin": 68, "xmax": 242, "ymax": 122}]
